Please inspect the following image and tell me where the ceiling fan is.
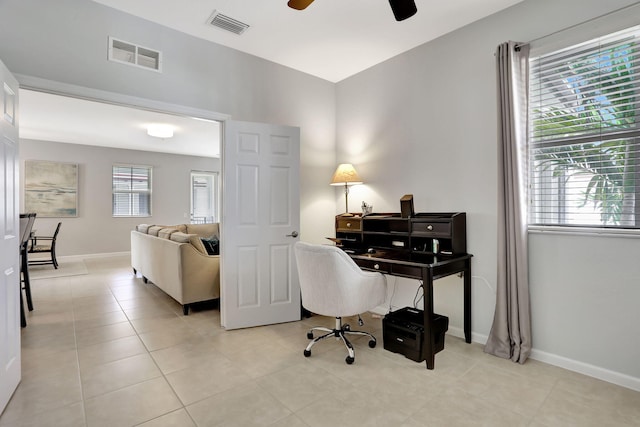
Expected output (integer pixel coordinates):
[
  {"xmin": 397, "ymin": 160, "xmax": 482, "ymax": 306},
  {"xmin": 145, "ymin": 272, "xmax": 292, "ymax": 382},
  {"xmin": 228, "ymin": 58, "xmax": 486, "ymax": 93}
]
[{"xmin": 287, "ymin": 0, "xmax": 418, "ymax": 22}]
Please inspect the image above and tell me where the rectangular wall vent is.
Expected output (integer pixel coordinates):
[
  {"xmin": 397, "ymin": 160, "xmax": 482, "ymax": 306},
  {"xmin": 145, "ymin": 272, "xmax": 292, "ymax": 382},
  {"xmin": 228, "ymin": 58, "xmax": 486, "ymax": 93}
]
[
  {"xmin": 207, "ymin": 11, "xmax": 250, "ymax": 35},
  {"xmin": 108, "ymin": 37, "xmax": 162, "ymax": 72}
]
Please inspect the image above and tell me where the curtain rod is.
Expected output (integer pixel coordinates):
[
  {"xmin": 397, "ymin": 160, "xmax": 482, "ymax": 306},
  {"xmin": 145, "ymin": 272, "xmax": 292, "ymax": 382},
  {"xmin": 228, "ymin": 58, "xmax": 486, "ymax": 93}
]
[{"xmin": 515, "ymin": 1, "xmax": 640, "ymax": 50}]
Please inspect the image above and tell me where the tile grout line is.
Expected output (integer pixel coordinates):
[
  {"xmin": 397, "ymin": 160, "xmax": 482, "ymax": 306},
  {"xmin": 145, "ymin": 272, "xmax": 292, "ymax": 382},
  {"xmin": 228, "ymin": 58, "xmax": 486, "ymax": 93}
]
[{"xmin": 70, "ymin": 259, "xmax": 89, "ymax": 427}]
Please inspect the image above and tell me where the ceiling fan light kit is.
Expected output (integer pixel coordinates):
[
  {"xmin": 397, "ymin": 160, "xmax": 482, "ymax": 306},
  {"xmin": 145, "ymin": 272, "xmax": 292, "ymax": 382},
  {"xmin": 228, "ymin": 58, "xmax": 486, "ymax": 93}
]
[{"xmin": 287, "ymin": 0, "xmax": 417, "ymax": 21}]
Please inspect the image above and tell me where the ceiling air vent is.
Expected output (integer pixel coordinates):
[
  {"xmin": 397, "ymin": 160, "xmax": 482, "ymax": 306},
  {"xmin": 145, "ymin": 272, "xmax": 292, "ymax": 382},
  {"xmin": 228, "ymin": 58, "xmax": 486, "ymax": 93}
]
[{"xmin": 207, "ymin": 11, "xmax": 250, "ymax": 35}]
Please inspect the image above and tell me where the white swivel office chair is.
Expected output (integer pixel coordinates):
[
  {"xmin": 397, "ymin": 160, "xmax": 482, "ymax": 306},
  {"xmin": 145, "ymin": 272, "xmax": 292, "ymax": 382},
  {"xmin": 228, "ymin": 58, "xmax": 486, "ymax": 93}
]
[{"xmin": 294, "ymin": 241, "xmax": 387, "ymax": 364}]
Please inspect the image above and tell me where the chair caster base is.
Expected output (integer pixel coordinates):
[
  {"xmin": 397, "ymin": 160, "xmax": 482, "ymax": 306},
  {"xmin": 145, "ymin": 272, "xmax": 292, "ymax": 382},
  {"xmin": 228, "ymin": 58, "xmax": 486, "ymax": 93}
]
[{"xmin": 302, "ymin": 317, "xmax": 376, "ymax": 366}]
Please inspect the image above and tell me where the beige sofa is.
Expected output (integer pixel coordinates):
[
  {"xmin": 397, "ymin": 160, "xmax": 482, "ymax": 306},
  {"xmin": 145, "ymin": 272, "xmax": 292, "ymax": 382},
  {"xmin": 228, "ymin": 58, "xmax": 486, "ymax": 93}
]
[{"xmin": 131, "ymin": 223, "xmax": 220, "ymax": 315}]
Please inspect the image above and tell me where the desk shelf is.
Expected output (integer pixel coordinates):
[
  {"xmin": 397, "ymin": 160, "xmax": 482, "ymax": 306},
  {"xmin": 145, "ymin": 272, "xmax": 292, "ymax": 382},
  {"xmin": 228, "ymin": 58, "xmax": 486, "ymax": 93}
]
[
  {"xmin": 335, "ymin": 212, "xmax": 466, "ymax": 256},
  {"xmin": 363, "ymin": 215, "xmax": 408, "ymax": 234}
]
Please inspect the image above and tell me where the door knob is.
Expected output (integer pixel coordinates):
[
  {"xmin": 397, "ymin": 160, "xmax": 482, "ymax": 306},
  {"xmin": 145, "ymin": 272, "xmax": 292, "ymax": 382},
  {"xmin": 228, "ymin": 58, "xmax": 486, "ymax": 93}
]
[{"xmin": 286, "ymin": 231, "xmax": 299, "ymax": 238}]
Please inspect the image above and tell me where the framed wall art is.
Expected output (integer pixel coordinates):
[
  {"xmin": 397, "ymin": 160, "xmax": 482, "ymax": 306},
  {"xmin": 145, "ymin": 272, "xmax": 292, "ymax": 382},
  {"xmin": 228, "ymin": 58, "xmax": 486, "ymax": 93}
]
[{"xmin": 24, "ymin": 160, "xmax": 78, "ymax": 217}]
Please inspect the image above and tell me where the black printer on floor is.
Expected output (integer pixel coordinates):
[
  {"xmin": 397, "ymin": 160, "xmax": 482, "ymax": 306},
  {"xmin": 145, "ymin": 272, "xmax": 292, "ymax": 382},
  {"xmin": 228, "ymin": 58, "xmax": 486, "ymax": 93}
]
[{"xmin": 382, "ymin": 307, "xmax": 448, "ymax": 362}]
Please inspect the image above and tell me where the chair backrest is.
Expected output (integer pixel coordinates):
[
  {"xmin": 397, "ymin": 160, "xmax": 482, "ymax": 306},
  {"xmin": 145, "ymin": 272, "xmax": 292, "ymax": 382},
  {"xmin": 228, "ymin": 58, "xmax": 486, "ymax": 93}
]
[
  {"xmin": 294, "ymin": 241, "xmax": 387, "ymax": 318},
  {"xmin": 52, "ymin": 222, "xmax": 62, "ymax": 239}
]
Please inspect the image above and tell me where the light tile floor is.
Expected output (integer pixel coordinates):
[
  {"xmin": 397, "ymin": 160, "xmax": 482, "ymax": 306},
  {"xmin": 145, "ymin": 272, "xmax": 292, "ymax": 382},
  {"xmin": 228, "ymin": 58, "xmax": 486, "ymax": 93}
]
[{"xmin": 2, "ymin": 255, "xmax": 639, "ymax": 426}]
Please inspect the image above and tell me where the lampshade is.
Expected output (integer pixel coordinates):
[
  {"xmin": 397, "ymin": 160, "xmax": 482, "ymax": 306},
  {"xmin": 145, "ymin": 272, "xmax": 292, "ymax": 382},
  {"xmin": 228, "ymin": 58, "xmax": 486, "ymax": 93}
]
[{"xmin": 330, "ymin": 163, "xmax": 363, "ymax": 186}]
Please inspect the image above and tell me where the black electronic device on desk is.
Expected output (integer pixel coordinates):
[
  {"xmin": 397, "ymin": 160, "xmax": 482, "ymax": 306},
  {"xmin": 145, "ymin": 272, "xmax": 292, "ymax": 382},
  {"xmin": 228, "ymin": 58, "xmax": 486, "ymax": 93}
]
[{"xmin": 383, "ymin": 307, "xmax": 448, "ymax": 362}]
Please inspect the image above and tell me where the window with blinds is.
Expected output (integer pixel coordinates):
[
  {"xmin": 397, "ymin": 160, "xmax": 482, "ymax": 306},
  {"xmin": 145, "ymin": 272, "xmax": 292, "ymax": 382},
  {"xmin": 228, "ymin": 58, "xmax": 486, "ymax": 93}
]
[
  {"xmin": 529, "ymin": 25, "xmax": 640, "ymax": 229},
  {"xmin": 112, "ymin": 165, "xmax": 152, "ymax": 217}
]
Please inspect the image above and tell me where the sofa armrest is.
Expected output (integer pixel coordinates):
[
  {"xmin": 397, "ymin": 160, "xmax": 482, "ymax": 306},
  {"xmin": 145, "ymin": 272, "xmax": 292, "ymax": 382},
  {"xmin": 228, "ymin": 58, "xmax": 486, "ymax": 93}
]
[{"xmin": 179, "ymin": 244, "xmax": 220, "ymax": 302}]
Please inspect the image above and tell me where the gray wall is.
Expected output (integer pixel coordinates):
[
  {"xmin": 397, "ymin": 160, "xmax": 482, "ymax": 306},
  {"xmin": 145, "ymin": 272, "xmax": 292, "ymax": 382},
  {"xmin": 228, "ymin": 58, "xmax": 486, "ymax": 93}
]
[
  {"xmin": 335, "ymin": 0, "xmax": 640, "ymax": 384},
  {"xmin": 2, "ymin": 0, "xmax": 639, "ymax": 387},
  {"xmin": 0, "ymin": 0, "xmax": 338, "ymax": 247},
  {"xmin": 20, "ymin": 139, "xmax": 220, "ymax": 256}
]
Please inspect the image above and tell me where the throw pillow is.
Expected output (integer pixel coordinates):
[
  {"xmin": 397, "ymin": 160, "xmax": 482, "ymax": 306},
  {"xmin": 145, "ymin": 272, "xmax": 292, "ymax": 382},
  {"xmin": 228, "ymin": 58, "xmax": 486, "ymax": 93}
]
[{"xmin": 201, "ymin": 235, "xmax": 219, "ymax": 255}]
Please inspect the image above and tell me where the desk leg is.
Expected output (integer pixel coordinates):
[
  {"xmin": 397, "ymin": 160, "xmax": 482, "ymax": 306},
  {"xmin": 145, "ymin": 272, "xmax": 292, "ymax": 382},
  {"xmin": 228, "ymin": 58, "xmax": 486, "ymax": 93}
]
[
  {"xmin": 423, "ymin": 268, "xmax": 435, "ymax": 370},
  {"xmin": 464, "ymin": 260, "xmax": 472, "ymax": 344}
]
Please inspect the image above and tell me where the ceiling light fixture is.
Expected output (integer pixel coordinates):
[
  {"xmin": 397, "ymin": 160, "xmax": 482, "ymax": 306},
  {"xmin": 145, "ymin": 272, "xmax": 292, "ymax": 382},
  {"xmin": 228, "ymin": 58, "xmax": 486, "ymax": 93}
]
[{"xmin": 147, "ymin": 123, "xmax": 174, "ymax": 139}]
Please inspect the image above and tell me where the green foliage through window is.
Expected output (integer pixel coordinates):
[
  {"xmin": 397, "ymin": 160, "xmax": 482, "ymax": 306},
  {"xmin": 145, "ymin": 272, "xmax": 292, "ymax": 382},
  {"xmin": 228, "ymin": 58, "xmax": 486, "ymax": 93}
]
[{"xmin": 529, "ymin": 26, "xmax": 640, "ymax": 228}]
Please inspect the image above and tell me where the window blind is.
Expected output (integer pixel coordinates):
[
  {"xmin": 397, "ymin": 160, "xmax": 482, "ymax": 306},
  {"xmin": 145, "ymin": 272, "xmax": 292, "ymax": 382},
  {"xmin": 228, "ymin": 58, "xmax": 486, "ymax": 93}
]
[
  {"xmin": 529, "ymin": 25, "xmax": 640, "ymax": 229},
  {"xmin": 112, "ymin": 165, "xmax": 152, "ymax": 217}
]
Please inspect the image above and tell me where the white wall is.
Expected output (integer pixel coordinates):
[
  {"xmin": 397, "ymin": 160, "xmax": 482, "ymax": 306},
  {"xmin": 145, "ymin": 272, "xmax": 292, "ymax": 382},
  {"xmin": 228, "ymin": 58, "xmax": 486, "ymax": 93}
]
[
  {"xmin": 335, "ymin": 0, "xmax": 640, "ymax": 386},
  {"xmin": 0, "ymin": 0, "xmax": 338, "ymax": 247},
  {"xmin": 19, "ymin": 139, "xmax": 220, "ymax": 256}
]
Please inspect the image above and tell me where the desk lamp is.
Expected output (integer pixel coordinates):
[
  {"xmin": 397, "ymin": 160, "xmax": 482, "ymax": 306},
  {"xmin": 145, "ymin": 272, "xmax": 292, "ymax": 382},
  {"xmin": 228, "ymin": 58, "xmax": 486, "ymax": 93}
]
[{"xmin": 330, "ymin": 163, "xmax": 363, "ymax": 217}]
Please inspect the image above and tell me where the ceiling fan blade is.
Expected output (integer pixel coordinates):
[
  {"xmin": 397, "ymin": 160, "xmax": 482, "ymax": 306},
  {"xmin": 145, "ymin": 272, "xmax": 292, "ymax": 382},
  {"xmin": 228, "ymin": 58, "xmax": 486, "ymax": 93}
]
[
  {"xmin": 288, "ymin": 0, "xmax": 315, "ymax": 10},
  {"xmin": 389, "ymin": 0, "xmax": 417, "ymax": 21}
]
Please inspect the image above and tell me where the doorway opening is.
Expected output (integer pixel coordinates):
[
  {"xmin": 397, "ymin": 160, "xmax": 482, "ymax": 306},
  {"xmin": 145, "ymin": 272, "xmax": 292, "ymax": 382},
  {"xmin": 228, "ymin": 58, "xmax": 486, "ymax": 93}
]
[{"xmin": 190, "ymin": 171, "xmax": 219, "ymax": 224}]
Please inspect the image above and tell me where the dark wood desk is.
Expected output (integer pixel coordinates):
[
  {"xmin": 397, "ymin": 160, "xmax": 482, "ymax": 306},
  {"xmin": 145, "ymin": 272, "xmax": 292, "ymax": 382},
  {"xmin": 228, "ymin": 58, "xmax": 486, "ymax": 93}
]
[
  {"xmin": 349, "ymin": 251, "xmax": 472, "ymax": 369},
  {"xmin": 334, "ymin": 212, "xmax": 472, "ymax": 369}
]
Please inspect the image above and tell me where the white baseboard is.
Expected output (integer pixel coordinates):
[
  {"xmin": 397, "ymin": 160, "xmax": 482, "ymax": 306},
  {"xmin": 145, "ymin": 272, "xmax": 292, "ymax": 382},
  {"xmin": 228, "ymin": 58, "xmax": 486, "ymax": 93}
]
[
  {"xmin": 529, "ymin": 348, "xmax": 640, "ymax": 392},
  {"xmin": 57, "ymin": 251, "xmax": 130, "ymax": 262},
  {"xmin": 446, "ymin": 325, "xmax": 489, "ymax": 344},
  {"xmin": 445, "ymin": 327, "xmax": 640, "ymax": 392},
  {"xmin": 447, "ymin": 325, "xmax": 465, "ymax": 340}
]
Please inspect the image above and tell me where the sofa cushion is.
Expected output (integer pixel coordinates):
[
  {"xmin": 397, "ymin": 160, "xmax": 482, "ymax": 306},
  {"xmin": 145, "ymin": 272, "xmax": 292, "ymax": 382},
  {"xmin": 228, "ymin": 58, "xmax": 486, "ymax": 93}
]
[
  {"xmin": 137, "ymin": 224, "xmax": 188, "ymax": 235},
  {"xmin": 170, "ymin": 232, "xmax": 208, "ymax": 255},
  {"xmin": 158, "ymin": 227, "xmax": 179, "ymax": 239},
  {"xmin": 201, "ymin": 235, "xmax": 220, "ymax": 255},
  {"xmin": 148, "ymin": 225, "xmax": 166, "ymax": 236},
  {"xmin": 156, "ymin": 225, "xmax": 187, "ymax": 239},
  {"xmin": 186, "ymin": 223, "xmax": 219, "ymax": 238},
  {"xmin": 136, "ymin": 224, "xmax": 153, "ymax": 233}
]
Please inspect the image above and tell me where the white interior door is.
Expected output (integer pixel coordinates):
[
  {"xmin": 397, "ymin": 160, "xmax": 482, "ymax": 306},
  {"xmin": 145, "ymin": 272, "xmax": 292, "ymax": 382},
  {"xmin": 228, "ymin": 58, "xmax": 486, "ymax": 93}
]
[
  {"xmin": 221, "ymin": 120, "xmax": 300, "ymax": 330},
  {"xmin": 0, "ymin": 58, "xmax": 21, "ymax": 414}
]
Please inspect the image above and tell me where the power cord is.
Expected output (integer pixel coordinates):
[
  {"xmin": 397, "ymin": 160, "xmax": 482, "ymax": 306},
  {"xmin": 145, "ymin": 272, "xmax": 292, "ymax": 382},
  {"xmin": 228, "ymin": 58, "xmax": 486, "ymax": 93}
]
[
  {"xmin": 472, "ymin": 275, "xmax": 495, "ymax": 293},
  {"xmin": 413, "ymin": 280, "xmax": 424, "ymax": 309},
  {"xmin": 387, "ymin": 275, "xmax": 397, "ymax": 313}
]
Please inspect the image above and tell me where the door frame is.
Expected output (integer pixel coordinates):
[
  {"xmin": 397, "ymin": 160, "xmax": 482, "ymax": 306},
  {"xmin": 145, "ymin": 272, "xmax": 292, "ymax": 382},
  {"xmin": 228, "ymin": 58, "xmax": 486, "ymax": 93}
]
[
  {"xmin": 17, "ymin": 75, "xmax": 230, "ymax": 125},
  {"xmin": 16, "ymin": 76, "xmax": 304, "ymax": 330}
]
